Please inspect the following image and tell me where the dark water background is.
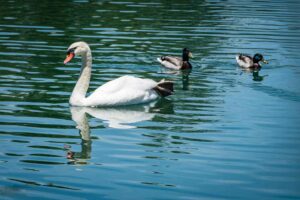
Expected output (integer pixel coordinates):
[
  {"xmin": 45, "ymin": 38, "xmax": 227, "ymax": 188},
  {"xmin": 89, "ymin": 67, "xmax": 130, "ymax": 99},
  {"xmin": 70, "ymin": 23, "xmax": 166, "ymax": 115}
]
[{"xmin": 0, "ymin": 0, "xmax": 300, "ymax": 199}]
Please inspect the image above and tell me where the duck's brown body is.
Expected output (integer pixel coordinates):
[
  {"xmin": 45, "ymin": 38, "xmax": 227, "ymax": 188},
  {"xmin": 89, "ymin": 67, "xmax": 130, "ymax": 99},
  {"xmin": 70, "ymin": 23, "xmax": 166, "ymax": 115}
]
[
  {"xmin": 236, "ymin": 53, "xmax": 268, "ymax": 69},
  {"xmin": 157, "ymin": 48, "xmax": 193, "ymax": 70}
]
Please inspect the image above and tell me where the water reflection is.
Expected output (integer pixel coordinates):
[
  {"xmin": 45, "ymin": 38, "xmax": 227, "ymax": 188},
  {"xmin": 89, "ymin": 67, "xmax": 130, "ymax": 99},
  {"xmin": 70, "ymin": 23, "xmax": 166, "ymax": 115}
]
[
  {"xmin": 71, "ymin": 105, "xmax": 156, "ymax": 130},
  {"xmin": 181, "ymin": 69, "xmax": 191, "ymax": 90},
  {"xmin": 67, "ymin": 102, "xmax": 170, "ymax": 164},
  {"xmin": 239, "ymin": 67, "xmax": 268, "ymax": 82},
  {"xmin": 159, "ymin": 68, "xmax": 191, "ymax": 90},
  {"xmin": 66, "ymin": 107, "xmax": 92, "ymax": 165},
  {"xmin": 252, "ymin": 70, "xmax": 268, "ymax": 82}
]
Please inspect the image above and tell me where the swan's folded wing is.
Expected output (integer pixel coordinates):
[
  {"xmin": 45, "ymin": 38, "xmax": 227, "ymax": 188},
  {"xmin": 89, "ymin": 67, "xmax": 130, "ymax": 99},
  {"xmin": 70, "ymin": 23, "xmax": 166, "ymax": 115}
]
[
  {"xmin": 86, "ymin": 75, "xmax": 159, "ymax": 106},
  {"xmin": 87, "ymin": 88, "xmax": 158, "ymax": 106},
  {"xmin": 93, "ymin": 75, "xmax": 156, "ymax": 93}
]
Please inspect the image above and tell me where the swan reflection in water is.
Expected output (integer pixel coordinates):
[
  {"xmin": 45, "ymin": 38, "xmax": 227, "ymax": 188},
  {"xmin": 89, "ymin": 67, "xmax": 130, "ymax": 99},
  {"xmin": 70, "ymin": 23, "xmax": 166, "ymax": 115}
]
[{"xmin": 66, "ymin": 100, "xmax": 173, "ymax": 164}]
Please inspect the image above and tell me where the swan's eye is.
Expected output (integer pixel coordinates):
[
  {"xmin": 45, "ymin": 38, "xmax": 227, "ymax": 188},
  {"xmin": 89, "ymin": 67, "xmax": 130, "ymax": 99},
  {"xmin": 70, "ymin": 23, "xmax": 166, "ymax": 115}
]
[{"xmin": 67, "ymin": 47, "xmax": 77, "ymax": 54}]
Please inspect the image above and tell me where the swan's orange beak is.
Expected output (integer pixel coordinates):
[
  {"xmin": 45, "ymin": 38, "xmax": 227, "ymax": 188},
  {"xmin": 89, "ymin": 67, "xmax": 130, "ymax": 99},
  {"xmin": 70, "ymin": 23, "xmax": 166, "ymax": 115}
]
[{"xmin": 64, "ymin": 53, "xmax": 75, "ymax": 64}]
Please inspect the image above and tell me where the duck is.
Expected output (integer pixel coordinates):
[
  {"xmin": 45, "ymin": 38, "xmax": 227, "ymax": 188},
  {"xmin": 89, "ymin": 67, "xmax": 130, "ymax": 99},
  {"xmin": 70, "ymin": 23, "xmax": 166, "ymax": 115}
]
[
  {"xmin": 64, "ymin": 41, "xmax": 174, "ymax": 107},
  {"xmin": 157, "ymin": 48, "xmax": 193, "ymax": 70},
  {"xmin": 236, "ymin": 53, "xmax": 268, "ymax": 69}
]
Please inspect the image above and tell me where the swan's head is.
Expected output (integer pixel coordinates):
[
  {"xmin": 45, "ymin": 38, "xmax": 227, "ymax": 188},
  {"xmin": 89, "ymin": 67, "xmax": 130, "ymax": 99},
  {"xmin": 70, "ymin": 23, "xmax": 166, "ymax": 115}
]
[{"xmin": 64, "ymin": 41, "xmax": 91, "ymax": 64}]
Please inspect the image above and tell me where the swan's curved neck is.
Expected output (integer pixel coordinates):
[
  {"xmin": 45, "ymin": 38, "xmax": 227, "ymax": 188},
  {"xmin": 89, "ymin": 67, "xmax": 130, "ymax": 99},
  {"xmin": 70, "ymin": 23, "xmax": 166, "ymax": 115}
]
[{"xmin": 70, "ymin": 51, "xmax": 92, "ymax": 106}]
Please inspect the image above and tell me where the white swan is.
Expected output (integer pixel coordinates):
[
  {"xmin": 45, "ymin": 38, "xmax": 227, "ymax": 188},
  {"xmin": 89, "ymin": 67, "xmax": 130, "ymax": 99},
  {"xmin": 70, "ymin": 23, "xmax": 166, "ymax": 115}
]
[{"xmin": 64, "ymin": 41, "xmax": 174, "ymax": 107}]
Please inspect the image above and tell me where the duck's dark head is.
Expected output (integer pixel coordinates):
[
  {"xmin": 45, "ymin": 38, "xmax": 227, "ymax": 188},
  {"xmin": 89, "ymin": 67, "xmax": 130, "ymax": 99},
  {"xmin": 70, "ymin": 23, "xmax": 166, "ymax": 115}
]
[
  {"xmin": 182, "ymin": 48, "xmax": 193, "ymax": 61},
  {"xmin": 253, "ymin": 53, "xmax": 268, "ymax": 64}
]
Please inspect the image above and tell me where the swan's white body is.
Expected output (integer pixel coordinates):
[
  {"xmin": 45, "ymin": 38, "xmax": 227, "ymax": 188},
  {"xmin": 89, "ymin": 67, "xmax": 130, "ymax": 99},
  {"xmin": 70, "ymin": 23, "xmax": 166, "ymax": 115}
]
[
  {"xmin": 65, "ymin": 42, "xmax": 171, "ymax": 107},
  {"xmin": 73, "ymin": 75, "xmax": 159, "ymax": 107}
]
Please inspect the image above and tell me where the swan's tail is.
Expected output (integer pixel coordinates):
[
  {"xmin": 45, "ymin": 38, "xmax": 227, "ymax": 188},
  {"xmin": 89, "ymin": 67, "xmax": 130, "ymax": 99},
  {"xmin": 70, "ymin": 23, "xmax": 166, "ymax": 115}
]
[{"xmin": 154, "ymin": 79, "xmax": 174, "ymax": 97}]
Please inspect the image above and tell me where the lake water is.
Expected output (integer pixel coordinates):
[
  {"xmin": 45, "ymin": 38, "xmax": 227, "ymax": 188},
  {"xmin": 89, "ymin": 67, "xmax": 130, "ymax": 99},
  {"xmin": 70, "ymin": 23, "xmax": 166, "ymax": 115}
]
[{"xmin": 0, "ymin": 0, "xmax": 300, "ymax": 199}]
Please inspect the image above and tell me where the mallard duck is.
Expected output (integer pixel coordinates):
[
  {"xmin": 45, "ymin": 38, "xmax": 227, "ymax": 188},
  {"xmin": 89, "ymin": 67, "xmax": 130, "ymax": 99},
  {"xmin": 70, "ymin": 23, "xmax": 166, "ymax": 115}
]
[
  {"xmin": 157, "ymin": 48, "xmax": 193, "ymax": 70},
  {"xmin": 236, "ymin": 53, "xmax": 268, "ymax": 69}
]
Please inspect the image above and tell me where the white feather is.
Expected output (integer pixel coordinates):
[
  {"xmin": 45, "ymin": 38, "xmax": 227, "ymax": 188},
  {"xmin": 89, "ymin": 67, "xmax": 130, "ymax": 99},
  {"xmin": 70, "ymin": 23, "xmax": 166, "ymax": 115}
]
[{"xmin": 86, "ymin": 75, "xmax": 159, "ymax": 107}]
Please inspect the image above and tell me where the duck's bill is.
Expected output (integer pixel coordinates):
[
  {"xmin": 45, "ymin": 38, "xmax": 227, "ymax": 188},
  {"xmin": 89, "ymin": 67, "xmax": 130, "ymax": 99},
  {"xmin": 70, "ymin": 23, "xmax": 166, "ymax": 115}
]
[
  {"xmin": 64, "ymin": 53, "xmax": 75, "ymax": 64},
  {"xmin": 262, "ymin": 59, "xmax": 269, "ymax": 64},
  {"xmin": 188, "ymin": 52, "xmax": 193, "ymax": 58}
]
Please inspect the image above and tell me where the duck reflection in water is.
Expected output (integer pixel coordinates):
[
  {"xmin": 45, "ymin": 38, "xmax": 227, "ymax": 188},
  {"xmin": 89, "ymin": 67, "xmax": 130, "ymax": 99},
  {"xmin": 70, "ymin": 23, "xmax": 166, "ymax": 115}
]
[
  {"xmin": 252, "ymin": 70, "xmax": 268, "ymax": 82},
  {"xmin": 159, "ymin": 68, "xmax": 192, "ymax": 91},
  {"xmin": 239, "ymin": 67, "xmax": 268, "ymax": 82},
  {"xmin": 66, "ymin": 100, "xmax": 174, "ymax": 163},
  {"xmin": 181, "ymin": 69, "xmax": 191, "ymax": 90}
]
